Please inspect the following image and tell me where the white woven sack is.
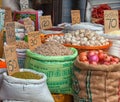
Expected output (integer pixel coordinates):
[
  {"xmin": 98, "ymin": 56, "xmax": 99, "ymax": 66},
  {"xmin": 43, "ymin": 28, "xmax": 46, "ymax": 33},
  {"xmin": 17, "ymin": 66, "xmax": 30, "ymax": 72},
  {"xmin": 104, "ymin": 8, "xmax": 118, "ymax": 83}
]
[
  {"xmin": 0, "ymin": 68, "xmax": 6, "ymax": 88},
  {"xmin": 0, "ymin": 69, "xmax": 54, "ymax": 102}
]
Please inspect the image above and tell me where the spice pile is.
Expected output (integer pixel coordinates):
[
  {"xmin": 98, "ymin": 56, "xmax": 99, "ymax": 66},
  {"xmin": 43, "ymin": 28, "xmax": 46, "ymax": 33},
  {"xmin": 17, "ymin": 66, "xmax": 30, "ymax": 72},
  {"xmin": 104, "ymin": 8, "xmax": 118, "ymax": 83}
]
[
  {"xmin": 33, "ymin": 41, "xmax": 73, "ymax": 56},
  {"xmin": 92, "ymin": 4, "xmax": 111, "ymax": 25},
  {"xmin": 46, "ymin": 29, "xmax": 109, "ymax": 46},
  {"xmin": 16, "ymin": 41, "xmax": 29, "ymax": 49},
  {"xmin": 12, "ymin": 71, "xmax": 42, "ymax": 80},
  {"xmin": 79, "ymin": 50, "xmax": 120, "ymax": 65}
]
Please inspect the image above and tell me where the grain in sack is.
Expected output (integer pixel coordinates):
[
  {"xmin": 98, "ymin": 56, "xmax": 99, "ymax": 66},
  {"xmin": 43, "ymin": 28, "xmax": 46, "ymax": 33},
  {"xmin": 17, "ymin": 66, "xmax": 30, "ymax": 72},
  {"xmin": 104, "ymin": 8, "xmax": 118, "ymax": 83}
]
[{"xmin": 0, "ymin": 69, "xmax": 54, "ymax": 102}]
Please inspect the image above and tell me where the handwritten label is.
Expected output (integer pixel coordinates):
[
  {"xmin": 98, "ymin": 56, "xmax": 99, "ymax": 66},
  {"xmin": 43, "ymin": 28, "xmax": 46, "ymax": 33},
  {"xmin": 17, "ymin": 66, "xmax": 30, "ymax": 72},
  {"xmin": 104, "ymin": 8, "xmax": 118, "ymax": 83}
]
[
  {"xmin": 71, "ymin": 10, "xmax": 81, "ymax": 24},
  {"xmin": 4, "ymin": 7, "xmax": 12, "ymax": 24},
  {"xmin": 4, "ymin": 45, "xmax": 19, "ymax": 76},
  {"xmin": 40, "ymin": 15, "xmax": 52, "ymax": 30},
  {"xmin": 23, "ymin": 17, "xmax": 33, "ymax": 25},
  {"xmin": 28, "ymin": 31, "xmax": 41, "ymax": 51},
  {"xmin": 25, "ymin": 25, "xmax": 35, "ymax": 33},
  {"xmin": 23, "ymin": 17, "xmax": 35, "ymax": 33},
  {"xmin": 104, "ymin": 10, "xmax": 119, "ymax": 33},
  {"xmin": 5, "ymin": 22, "xmax": 16, "ymax": 45},
  {"xmin": 20, "ymin": 0, "xmax": 29, "ymax": 10}
]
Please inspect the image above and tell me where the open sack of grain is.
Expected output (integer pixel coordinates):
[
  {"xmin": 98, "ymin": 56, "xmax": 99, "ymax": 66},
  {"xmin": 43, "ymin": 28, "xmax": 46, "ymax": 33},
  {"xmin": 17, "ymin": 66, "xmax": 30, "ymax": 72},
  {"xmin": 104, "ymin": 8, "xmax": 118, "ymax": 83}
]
[
  {"xmin": 0, "ymin": 69, "xmax": 54, "ymax": 102},
  {"xmin": 73, "ymin": 53, "xmax": 120, "ymax": 102},
  {"xmin": 25, "ymin": 41, "xmax": 78, "ymax": 94}
]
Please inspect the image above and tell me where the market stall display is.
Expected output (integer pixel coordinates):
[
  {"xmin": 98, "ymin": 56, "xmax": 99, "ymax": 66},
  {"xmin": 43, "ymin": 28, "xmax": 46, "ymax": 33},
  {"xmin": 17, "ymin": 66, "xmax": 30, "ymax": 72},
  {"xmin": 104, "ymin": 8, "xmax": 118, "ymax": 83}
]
[
  {"xmin": 1, "ymin": 1, "xmax": 120, "ymax": 101},
  {"xmin": 25, "ymin": 41, "xmax": 78, "ymax": 94},
  {"xmin": 46, "ymin": 29, "xmax": 112, "ymax": 52},
  {"xmin": 73, "ymin": 54, "xmax": 120, "ymax": 102},
  {"xmin": 0, "ymin": 69, "xmax": 54, "ymax": 102}
]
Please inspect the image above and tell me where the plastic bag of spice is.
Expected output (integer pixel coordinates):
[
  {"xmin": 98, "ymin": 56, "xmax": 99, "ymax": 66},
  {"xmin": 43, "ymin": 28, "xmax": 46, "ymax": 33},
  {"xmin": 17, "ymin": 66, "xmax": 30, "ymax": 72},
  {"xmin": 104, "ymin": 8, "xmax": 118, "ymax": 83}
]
[{"xmin": 0, "ymin": 69, "xmax": 54, "ymax": 102}]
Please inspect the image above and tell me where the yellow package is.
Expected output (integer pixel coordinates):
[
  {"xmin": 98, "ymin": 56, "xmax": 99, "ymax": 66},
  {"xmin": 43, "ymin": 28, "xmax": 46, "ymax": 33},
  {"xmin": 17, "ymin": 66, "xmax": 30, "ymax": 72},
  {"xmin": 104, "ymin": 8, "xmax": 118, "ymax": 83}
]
[{"xmin": 52, "ymin": 94, "xmax": 73, "ymax": 102}]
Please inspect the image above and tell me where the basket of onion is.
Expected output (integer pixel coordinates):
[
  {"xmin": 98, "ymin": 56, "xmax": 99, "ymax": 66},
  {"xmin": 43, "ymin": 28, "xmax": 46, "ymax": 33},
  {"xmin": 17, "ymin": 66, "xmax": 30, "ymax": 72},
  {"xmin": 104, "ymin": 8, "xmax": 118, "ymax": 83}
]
[
  {"xmin": 73, "ymin": 50, "xmax": 120, "ymax": 102},
  {"xmin": 79, "ymin": 50, "xmax": 119, "ymax": 65}
]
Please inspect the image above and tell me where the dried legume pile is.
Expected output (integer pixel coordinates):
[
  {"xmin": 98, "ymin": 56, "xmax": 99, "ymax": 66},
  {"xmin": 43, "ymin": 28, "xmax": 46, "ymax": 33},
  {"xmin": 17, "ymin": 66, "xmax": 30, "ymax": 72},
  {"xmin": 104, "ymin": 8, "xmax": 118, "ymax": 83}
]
[
  {"xmin": 12, "ymin": 71, "xmax": 42, "ymax": 80},
  {"xmin": 33, "ymin": 41, "xmax": 73, "ymax": 56},
  {"xmin": 16, "ymin": 41, "xmax": 29, "ymax": 49}
]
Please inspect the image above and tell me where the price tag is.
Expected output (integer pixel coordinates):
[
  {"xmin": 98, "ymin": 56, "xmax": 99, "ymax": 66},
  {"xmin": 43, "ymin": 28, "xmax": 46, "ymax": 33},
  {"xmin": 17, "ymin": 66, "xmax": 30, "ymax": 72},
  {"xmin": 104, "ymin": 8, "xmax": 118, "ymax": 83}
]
[
  {"xmin": 28, "ymin": 31, "xmax": 41, "ymax": 51},
  {"xmin": 23, "ymin": 17, "xmax": 33, "ymax": 25},
  {"xmin": 20, "ymin": 0, "xmax": 29, "ymax": 10},
  {"xmin": 40, "ymin": 15, "xmax": 52, "ymax": 30},
  {"xmin": 25, "ymin": 25, "xmax": 35, "ymax": 33},
  {"xmin": 4, "ymin": 45, "xmax": 20, "ymax": 76},
  {"xmin": 5, "ymin": 22, "xmax": 16, "ymax": 45},
  {"xmin": 71, "ymin": 10, "xmax": 81, "ymax": 24},
  {"xmin": 104, "ymin": 10, "xmax": 119, "ymax": 33}
]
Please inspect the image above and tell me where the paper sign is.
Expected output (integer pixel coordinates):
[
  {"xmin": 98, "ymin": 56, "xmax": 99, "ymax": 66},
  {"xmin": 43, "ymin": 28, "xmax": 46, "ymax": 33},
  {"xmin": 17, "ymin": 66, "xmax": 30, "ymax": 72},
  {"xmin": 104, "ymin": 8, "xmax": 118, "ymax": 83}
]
[
  {"xmin": 40, "ymin": 15, "xmax": 52, "ymax": 30},
  {"xmin": 28, "ymin": 31, "xmax": 41, "ymax": 51},
  {"xmin": 23, "ymin": 17, "xmax": 35, "ymax": 32},
  {"xmin": 5, "ymin": 22, "xmax": 16, "ymax": 45},
  {"xmin": 23, "ymin": 17, "xmax": 33, "ymax": 25},
  {"xmin": 20, "ymin": 0, "xmax": 29, "ymax": 10},
  {"xmin": 71, "ymin": 10, "xmax": 81, "ymax": 24},
  {"xmin": 4, "ymin": 7, "xmax": 12, "ymax": 24},
  {"xmin": 25, "ymin": 25, "xmax": 35, "ymax": 33},
  {"xmin": 4, "ymin": 45, "xmax": 20, "ymax": 76},
  {"xmin": 104, "ymin": 10, "xmax": 119, "ymax": 33}
]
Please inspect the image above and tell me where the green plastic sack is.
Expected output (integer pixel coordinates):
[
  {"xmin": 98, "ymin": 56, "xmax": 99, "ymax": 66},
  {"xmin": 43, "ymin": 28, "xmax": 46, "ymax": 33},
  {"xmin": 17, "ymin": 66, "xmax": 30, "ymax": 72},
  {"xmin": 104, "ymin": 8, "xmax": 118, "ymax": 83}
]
[{"xmin": 25, "ymin": 48, "xmax": 78, "ymax": 94}]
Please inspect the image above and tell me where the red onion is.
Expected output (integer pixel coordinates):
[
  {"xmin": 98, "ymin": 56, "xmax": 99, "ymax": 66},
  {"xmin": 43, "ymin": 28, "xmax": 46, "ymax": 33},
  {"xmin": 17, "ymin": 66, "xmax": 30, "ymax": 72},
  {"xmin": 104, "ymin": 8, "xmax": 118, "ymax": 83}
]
[{"xmin": 88, "ymin": 54, "xmax": 99, "ymax": 62}]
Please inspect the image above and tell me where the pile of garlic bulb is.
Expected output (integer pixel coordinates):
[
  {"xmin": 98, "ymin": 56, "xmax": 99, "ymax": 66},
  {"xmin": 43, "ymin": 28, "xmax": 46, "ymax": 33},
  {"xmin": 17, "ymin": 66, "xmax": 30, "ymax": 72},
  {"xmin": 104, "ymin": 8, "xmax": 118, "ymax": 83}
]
[{"xmin": 46, "ymin": 29, "xmax": 109, "ymax": 46}]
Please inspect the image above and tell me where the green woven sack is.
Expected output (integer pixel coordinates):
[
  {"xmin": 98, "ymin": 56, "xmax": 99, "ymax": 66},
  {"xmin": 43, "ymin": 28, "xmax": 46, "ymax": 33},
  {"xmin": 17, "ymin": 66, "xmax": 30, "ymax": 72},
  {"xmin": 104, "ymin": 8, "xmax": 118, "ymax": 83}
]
[{"xmin": 25, "ymin": 48, "xmax": 78, "ymax": 94}]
